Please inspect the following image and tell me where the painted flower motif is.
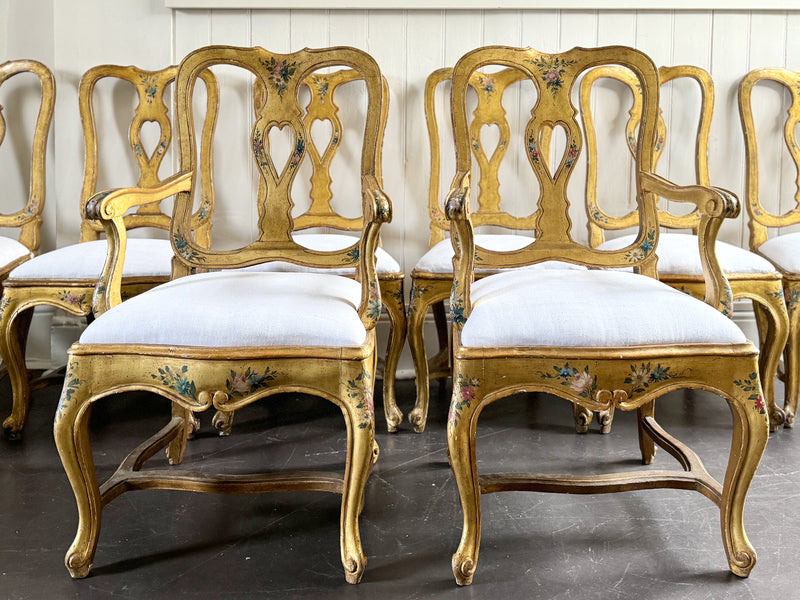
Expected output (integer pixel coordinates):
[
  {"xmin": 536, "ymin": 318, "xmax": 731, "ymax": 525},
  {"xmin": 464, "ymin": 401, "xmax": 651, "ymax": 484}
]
[
  {"xmin": 564, "ymin": 142, "xmax": 578, "ymax": 169},
  {"xmin": 655, "ymin": 135, "xmax": 665, "ymax": 151},
  {"xmin": 152, "ymin": 365, "xmax": 197, "ymax": 401},
  {"xmin": 231, "ymin": 374, "xmax": 249, "ymax": 393},
  {"xmin": 173, "ymin": 231, "xmax": 205, "ymax": 262},
  {"xmin": 478, "ymin": 75, "xmax": 495, "ymax": 96},
  {"xmin": 261, "ymin": 57, "xmax": 298, "ymax": 99},
  {"xmin": 312, "ymin": 76, "xmax": 329, "ymax": 101},
  {"xmin": 289, "ymin": 136, "xmax": 305, "ymax": 168},
  {"xmin": 755, "ymin": 394, "xmax": 766, "ymax": 412},
  {"xmin": 628, "ymin": 365, "xmax": 649, "ymax": 390},
  {"xmin": 225, "ymin": 367, "xmax": 278, "ymax": 397},
  {"xmin": 140, "ymin": 76, "xmax": 158, "ymax": 103},
  {"xmin": 626, "ymin": 248, "xmax": 645, "ymax": 262},
  {"xmin": 450, "ymin": 374, "xmax": 481, "ymax": 429},
  {"xmin": 59, "ymin": 291, "xmax": 86, "ymax": 307},
  {"xmin": 346, "ymin": 369, "xmax": 374, "ymax": 432},
  {"xmin": 734, "ymin": 372, "xmax": 766, "ymax": 416},
  {"xmin": 527, "ymin": 134, "xmax": 540, "ymax": 163},
  {"xmin": 528, "ymin": 55, "xmax": 576, "ymax": 96},
  {"xmin": 569, "ymin": 371, "xmax": 593, "ymax": 394},
  {"xmin": 544, "ymin": 69, "xmax": 560, "ymax": 83}
]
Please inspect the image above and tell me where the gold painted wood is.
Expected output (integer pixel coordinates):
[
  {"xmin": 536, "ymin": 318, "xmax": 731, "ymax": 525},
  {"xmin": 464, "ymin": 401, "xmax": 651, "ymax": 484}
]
[
  {"xmin": 55, "ymin": 45, "xmax": 390, "ymax": 585},
  {"xmin": 250, "ymin": 69, "xmax": 406, "ymax": 432},
  {"xmin": 0, "ymin": 65, "xmax": 218, "ymax": 438},
  {"xmin": 739, "ymin": 67, "xmax": 800, "ymax": 427},
  {"xmin": 0, "ymin": 60, "xmax": 55, "ymax": 267},
  {"xmin": 582, "ymin": 64, "xmax": 788, "ymax": 432},
  {"xmin": 408, "ymin": 66, "xmax": 548, "ymax": 432},
  {"xmin": 445, "ymin": 45, "xmax": 768, "ymax": 586}
]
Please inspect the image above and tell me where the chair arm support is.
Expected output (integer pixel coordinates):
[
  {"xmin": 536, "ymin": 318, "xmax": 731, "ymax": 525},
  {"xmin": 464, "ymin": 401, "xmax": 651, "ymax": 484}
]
[
  {"xmin": 358, "ymin": 175, "xmax": 392, "ymax": 330},
  {"xmin": 445, "ymin": 171, "xmax": 471, "ymax": 221},
  {"xmin": 361, "ymin": 175, "xmax": 392, "ymax": 224},
  {"xmin": 446, "ymin": 171, "xmax": 474, "ymax": 329},
  {"xmin": 640, "ymin": 172, "xmax": 738, "ymax": 315},
  {"xmin": 88, "ymin": 171, "xmax": 194, "ymax": 316}
]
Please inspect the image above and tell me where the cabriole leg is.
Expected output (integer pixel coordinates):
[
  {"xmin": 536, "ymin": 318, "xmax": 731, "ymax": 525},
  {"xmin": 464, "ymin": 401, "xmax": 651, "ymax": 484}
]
[
  {"xmin": 752, "ymin": 294, "xmax": 789, "ymax": 431},
  {"xmin": 1, "ymin": 302, "xmax": 34, "ymax": 439},
  {"xmin": 408, "ymin": 284, "xmax": 435, "ymax": 433},
  {"xmin": 783, "ymin": 283, "xmax": 800, "ymax": 427},
  {"xmin": 637, "ymin": 401, "xmax": 656, "ymax": 465},
  {"xmin": 380, "ymin": 279, "xmax": 406, "ymax": 432}
]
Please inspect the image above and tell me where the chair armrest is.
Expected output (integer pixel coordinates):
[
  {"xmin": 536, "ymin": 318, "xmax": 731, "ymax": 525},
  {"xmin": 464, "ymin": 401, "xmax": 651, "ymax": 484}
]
[
  {"xmin": 88, "ymin": 171, "xmax": 194, "ymax": 316},
  {"xmin": 358, "ymin": 175, "xmax": 392, "ymax": 329},
  {"xmin": 640, "ymin": 171, "xmax": 738, "ymax": 314},
  {"xmin": 445, "ymin": 171, "xmax": 474, "ymax": 329}
]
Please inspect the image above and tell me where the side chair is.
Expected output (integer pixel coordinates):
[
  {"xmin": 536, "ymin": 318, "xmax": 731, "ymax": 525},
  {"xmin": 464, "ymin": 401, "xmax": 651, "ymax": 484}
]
[
  {"xmin": 739, "ymin": 67, "xmax": 800, "ymax": 428},
  {"xmin": 54, "ymin": 44, "xmax": 390, "ymax": 584},
  {"xmin": 0, "ymin": 60, "xmax": 54, "ymax": 279},
  {"xmin": 581, "ymin": 65, "xmax": 788, "ymax": 432},
  {"xmin": 0, "ymin": 64, "xmax": 218, "ymax": 439},
  {"xmin": 445, "ymin": 44, "xmax": 768, "ymax": 586}
]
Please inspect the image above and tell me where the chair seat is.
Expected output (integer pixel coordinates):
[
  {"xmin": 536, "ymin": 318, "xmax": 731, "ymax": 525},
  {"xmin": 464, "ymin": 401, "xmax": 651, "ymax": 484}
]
[
  {"xmin": 598, "ymin": 233, "xmax": 777, "ymax": 276},
  {"xmin": 413, "ymin": 234, "xmax": 582, "ymax": 274},
  {"xmin": 240, "ymin": 233, "xmax": 401, "ymax": 275},
  {"xmin": 0, "ymin": 236, "xmax": 33, "ymax": 268},
  {"xmin": 7, "ymin": 238, "xmax": 173, "ymax": 281},
  {"xmin": 461, "ymin": 269, "xmax": 748, "ymax": 348},
  {"xmin": 79, "ymin": 271, "xmax": 367, "ymax": 347},
  {"xmin": 758, "ymin": 232, "xmax": 800, "ymax": 273}
]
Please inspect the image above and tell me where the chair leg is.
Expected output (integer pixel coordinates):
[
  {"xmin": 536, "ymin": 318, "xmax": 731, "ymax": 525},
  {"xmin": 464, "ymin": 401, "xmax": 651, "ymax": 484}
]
[
  {"xmin": 53, "ymin": 362, "xmax": 101, "ymax": 579},
  {"xmin": 380, "ymin": 279, "xmax": 406, "ymax": 432},
  {"xmin": 167, "ymin": 403, "xmax": 194, "ymax": 465},
  {"xmin": 1, "ymin": 302, "xmax": 34, "ymax": 439},
  {"xmin": 784, "ymin": 284, "xmax": 800, "ymax": 428},
  {"xmin": 448, "ymin": 374, "xmax": 482, "ymax": 586},
  {"xmin": 572, "ymin": 403, "xmax": 593, "ymax": 433},
  {"xmin": 721, "ymin": 375, "xmax": 769, "ymax": 577},
  {"xmin": 752, "ymin": 293, "xmax": 789, "ymax": 431},
  {"xmin": 637, "ymin": 401, "xmax": 656, "ymax": 465},
  {"xmin": 339, "ymin": 367, "xmax": 374, "ymax": 584},
  {"xmin": 408, "ymin": 283, "xmax": 435, "ymax": 433}
]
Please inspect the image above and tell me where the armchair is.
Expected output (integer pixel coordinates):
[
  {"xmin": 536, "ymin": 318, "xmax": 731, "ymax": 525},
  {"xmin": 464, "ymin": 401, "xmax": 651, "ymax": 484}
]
[
  {"xmin": 445, "ymin": 45, "xmax": 768, "ymax": 586},
  {"xmin": 0, "ymin": 64, "xmax": 217, "ymax": 439},
  {"xmin": 54, "ymin": 45, "xmax": 389, "ymax": 584},
  {"xmin": 582, "ymin": 65, "xmax": 788, "ymax": 432}
]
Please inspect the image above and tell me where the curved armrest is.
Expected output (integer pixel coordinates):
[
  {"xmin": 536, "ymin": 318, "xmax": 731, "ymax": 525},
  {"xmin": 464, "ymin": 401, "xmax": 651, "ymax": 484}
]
[
  {"xmin": 445, "ymin": 171, "xmax": 471, "ymax": 221},
  {"xmin": 640, "ymin": 171, "xmax": 739, "ymax": 314},
  {"xmin": 357, "ymin": 175, "xmax": 393, "ymax": 329},
  {"xmin": 445, "ymin": 171, "xmax": 474, "ymax": 329},
  {"xmin": 89, "ymin": 171, "xmax": 194, "ymax": 316}
]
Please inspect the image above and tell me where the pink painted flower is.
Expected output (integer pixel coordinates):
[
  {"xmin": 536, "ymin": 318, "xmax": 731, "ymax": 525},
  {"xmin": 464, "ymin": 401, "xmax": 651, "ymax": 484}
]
[
  {"xmin": 365, "ymin": 391, "xmax": 374, "ymax": 413},
  {"xmin": 461, "ymin": 385, "xmax": 476, "ymax": 402},
  {"xmin": 545, "ymin": 70, "xmax": 560, "ymax": 83},
  {"xmin": 568, "ymin": 147, "xmax": 578, "ymax": 159},
  {"xmin": 529, "ymin": 148, "xmax": 539, "ymax": 160},
  {"xmin": 569, "ymin": 371, "xmax": 593, "ymax": 394},
  {"xmin": 272, "ymin": 61, "xmax": 285, "ymax": 79},
  {"xmin": 755, "ymin": 394, "xmax": 765, "ymax": 411},
  {"xmin": 231, "ymin": 374, "xmax": 250, "ymax": 393}
]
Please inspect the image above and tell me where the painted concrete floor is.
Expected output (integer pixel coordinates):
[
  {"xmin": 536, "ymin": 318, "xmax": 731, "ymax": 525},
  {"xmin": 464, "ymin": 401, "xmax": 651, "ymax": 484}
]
[{"xmin": 1, "ymin": 376, "xmax": 798, "ymax": 599}]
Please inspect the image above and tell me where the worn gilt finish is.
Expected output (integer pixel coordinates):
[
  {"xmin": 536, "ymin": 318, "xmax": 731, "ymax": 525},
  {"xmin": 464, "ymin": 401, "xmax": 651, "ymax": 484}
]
[
  {"xmin": 445, "ymin": 45, "xmax": 767, "ymax": 586},
  {"xmin": 408, "ymin": 66, "xmax": 545, "ymax": 432},
  {"xmin": 582, "ymin": 65, "xmax": 788, "ymax": 432},
  {"xmin": 0, "ymin": 59, "xmax": 54, "ymax": 268},
  {"xmin": 244, "ymin": 69, "xmax": 405, "ymax": 433},
  {"xmin": 0, "ymin": 65, "xmax": 218, "ymax": 438},
  {"xmin": 55, "ymin": 45, "xmax": 390, "ymax": 584},
  {"xmin": 740, "ymin": 67, "xmax": 800, "ymax": 428}
]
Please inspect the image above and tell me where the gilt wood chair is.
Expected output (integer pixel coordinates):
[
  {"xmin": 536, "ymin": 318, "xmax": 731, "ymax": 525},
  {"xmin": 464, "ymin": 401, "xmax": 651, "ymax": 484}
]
[
  {"xmin": 408, "ymin": 67, "xmax": 578, "ymax": 432},
  {"xmin": 582, "ymin": 65, "xmax": 788, "ymax": 432},
  {"xmin": 224, "ymin": 69, "xmax": 405, "ymax": 434},
  {"xmin": 0, "ymin": 60, "xmax": 54, "ymax": 279},
  {"xmin": 740, "ymin": 67, "xmax": 800, "ymax": 428},
  {"xmin": 0, "ymin": 64, "xmax": 217, "ymax": 438},
  {"xmin": 54, "ymin": 44, "xmax": 389, "ymax": 584},
  {"xmin": 445, "ymin": 45, "xmax": 768, "ymax": 586}
]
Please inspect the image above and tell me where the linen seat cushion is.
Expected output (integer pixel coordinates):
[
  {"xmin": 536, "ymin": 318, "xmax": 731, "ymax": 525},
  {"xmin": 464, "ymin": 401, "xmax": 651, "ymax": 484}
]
[
  {"xmin": 758, "ymin": 232, "xmax": 800, "ymax": 273},
  {"xmin": 79, "ymin": 271, "xmax": 367, "ymax": 347},
  {"xmin": 598, "ymin": 233, "xmax": 777, "ymax": 275},
  {"xmin": 461, "ymin": 269, "xmax": 747, "ymax": 348},
  {"xmin": 7, "ymin": 239, "xmax": 174, "ymax": 280},
  {"xmin": 414, "ymin": 234, "xmax": 582, "ymax": 274},
  {"xmin": 0, "ymin": 236, "xmax": 34, "ymax": 267},
  {"xmin": 240, "ymin": 233, "xmax": 400, "ymax": 275}
]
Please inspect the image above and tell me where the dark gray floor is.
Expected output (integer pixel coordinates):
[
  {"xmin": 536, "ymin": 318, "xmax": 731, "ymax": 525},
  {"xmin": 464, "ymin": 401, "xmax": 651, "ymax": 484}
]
[{"xmin": 1, "ymin": 375, "xmax": 798, "ymax": 599}]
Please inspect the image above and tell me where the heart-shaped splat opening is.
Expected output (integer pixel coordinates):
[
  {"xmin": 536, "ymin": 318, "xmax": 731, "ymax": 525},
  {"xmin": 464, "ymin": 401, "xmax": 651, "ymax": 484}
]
[
  {"xmin": 260, "ymin": 122, "xmax": 304, "ymax": 181},
  {"xmin": 526, "ymin": 122, "xmax": 575, "ymax": 182},
  {"xmin": 311, "ymin": 117, "xmax": 336, "ymax": 160},
  {"xmin": 136, "ymin": 119, "xmax": 166, "ymax": 163}
]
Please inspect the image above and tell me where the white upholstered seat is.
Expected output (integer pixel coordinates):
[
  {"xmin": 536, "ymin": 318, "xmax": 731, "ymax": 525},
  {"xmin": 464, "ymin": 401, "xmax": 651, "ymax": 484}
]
[
  {"xmin": 80, "ymin": 271, "xmax": 366, "ymax": 347},
  {"xmin": 598, "ymin": 232, "xmax": 778, "ymax": 276},
  {"xmin": 414, "ymin": 234, "xmax": 538, "ymax": 274},
  {"xmin": 241, "ymin": 233, "xmax": 400, "ymax": 275},
  {"xmin": 8, "ymin": 239, "xmax": 174, "ymax": 280},
  {"xmin": 462, "ymin": 269, "xmax": 747, "ymax": 348},
  {"xmin": 758, "ymin": 232, "xmax": 800, "ymax": 273},
  {"xmin": 0, "ymin": 236, "xmax": 34, "ymax": 268}
]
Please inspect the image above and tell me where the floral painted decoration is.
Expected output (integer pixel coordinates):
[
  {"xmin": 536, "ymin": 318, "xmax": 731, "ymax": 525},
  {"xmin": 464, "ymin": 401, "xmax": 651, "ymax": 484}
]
[
  {"xmin": 564, "ymin": 141, "xmax": 579, "ymax": 169},
  {"xmin": 311, "ymin": 75, "xmax": 329, "ymax": 102},
  {"xmin": 734, "ymin": 371, "xmax": 766, "ymax": 415},
  {"xmin": 476, "ymin": 74, "xmax": 495, "ymax": 97},
  {"xmin": 59, "ymin": 290, "xmax": 88, "ymax": 310},
  {"xmin": 262, "ymin": 57, "xmax": 298, "ymax": 99},
  {"xmin": 528, "ymin": 56, "xmax": 576, "ymax": 96},
  {"xmin": 151, "ymin": 364, "xmax": 197, "ymax": 401},
  {"xmin": 538, "ymin": 363, "xmax": 598, "ymax": 401},
  {"xmin": 624, "ymin": 229, "xmax": 655, "ymax": 262},
  {"xmin": 624, "ymin": 362, "xmax": 686, "ymax": 394},
  {"xmin": 226, "ymin": 366, "xmax": 279, "ymax": 398},
  {"xmin": 366, "ymin": 282, "xmax": 382, "ymax": 321},
  {"xmin": 449, "ymin": 374, "xmax": 480, "ymax": 429},
  {"xmin": 345, "ymin": 369, "xmax": 374, "ymax": 432},
  {"xmin": 173, "ymin": 231, "xmax": 205, "ymax": 262},
  {"xmin": 527, "ymin": 133, "xmax": 540, "ymax": 163},
  {"xmin": 55, "ymin": 369, "xmax": 82, "ymax": 422},
  {"xmin": 140, "ymin": 75, "xmax": 158, "ymax": 104}
]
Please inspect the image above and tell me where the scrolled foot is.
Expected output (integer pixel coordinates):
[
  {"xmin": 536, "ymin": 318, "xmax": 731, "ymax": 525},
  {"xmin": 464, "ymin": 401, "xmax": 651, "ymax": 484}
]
[
  {"xmin": 573, "ymin": 406, "xmax": 592, "ymax": 434},
  {"xmin": 188, "ymin": 412, "xmax": 200, "ymax": 439},
  {"xmin": 452, "ymin": 552, "xmax": 476, "ymax": 586},
  {"xmin": 343, "ymin": 553, "xmax": 367, "ymax": 584},
  {"xmin": 66, "ymin": 551, "xmax": 92, "ymax": 579},
  {"xmin": 729, "ymin": 548, "xmax": 757, "ymax": 578},
  {"xmin": 784, "ymin": 409, "xmax": 796, "ymax": 429},
  {"xmin": 2, "ymin": 419, "xmax": 21, "ymax": 441},
  {"xmin": 409, "ymin": 407, "xmax": 426, "ymax": 433},
  {"xmin": 598, "ymin": 409, "xmax": 613, "ymax": 434},
  {"xmin": 211, "ymin": 410, "xmax": 233, "ymax": 436},
  {"xmin": 768, "ymin": 406, "xmax": 785, "ymax": 432},
  {"xmin": 385, "ymin": 405, "xmax": 402, "ymax": 433}
]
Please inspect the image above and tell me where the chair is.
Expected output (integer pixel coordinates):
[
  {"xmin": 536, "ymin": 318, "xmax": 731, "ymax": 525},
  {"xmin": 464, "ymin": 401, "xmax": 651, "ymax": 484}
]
[
  {"xmin": 445, "ymin": 45, "xmax": 768, "ymax": 586},
  {"xmin": 53, "ymin": 45, "xmax": 389, "ymax": 584},
  {"xmin": 217, "ymin": 69, "xmax": 405, "ymax": 435},
  {"xmin": 740, "ymin": 67, "xmax": 800, "ymax": 428},
  {"xmin": 409, "ymin": 66, "xmax": 569, "ymax": 432},
  {"xmin": 581, "ymin": 65, "xmax": 788, "ymax": 433},
  {"xmin": 0, "ymin": 64, "xmax": 217, "ymax": 439},
  {"xmin": 0, "ymin": 60, "xmax": 54, "ymax": 279}
]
